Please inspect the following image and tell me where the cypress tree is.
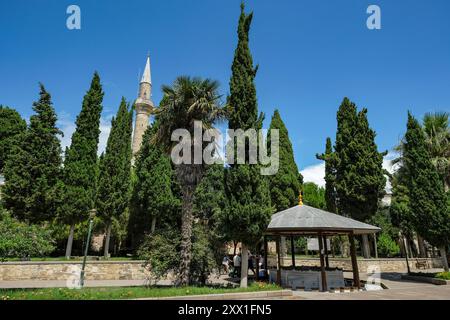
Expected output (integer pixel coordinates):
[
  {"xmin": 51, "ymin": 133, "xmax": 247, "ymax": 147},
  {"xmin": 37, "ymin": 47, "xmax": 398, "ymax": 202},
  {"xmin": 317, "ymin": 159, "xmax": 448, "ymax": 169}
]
[
  {"xmin": 268, "ymin": 109, "xmax": 301, "ymax": 211},
  {"xmin": 96, "ymin": 98, "xmax": 133, "ymax": 258},
  {"xmin": 403, "ymin": 112, "xmax": 449, "ymax": 270},
  {"xmin": 333, "ymin": 98, "xmax": 386, "ymax": 258},
  {"xmin": 334, "ymin": 98, "xmax": 386, "ymax": 221},
  {"xmin": 316, "ymin": 137, "xmax": 337, "ymax": 213},
  {"xmin": 0, "ymin": 106, "xmax": 26, "ymax": 173},
  {"xmin": 3, "ymin": 84, "xmax": 62, "ymax": 223},
  {"xmin": 58, "ymin": 72, "xmax": 104, "ymax": 258},
  {"xmin": 129, "ymin": 123, "xmax": 179, "ymax": 248},
  {"xmin": 223, "ymin": 3, "xmax": 273, "ymax": 288}
]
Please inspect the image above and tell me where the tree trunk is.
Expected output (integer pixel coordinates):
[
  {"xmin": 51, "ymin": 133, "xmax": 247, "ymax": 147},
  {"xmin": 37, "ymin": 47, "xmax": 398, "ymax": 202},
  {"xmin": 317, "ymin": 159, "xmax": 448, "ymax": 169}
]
[
  {"xmin": 240, "ymin": 243, "xmax": 249, "ymax": 288},
  {"xmin": 151, "ymin": 216, "xmax": 156, "ymax": 234},
  {"xmin": 103, "ymin": 223, "xmax": 112, "ymax": 259},
  {"xmin": 440, "ymin": 246, "xmax": 449, "ymax": 272},
  {"xmin": 417, "ymin": 235, "xmax": 427, "ymax": 258},
  {"xmin": 65, "ymin": 224, "xmax": 75, "ymax": 259},
  {"xmin": 179, "ymin": 184, "xmax": 194, "ymax": 286}
]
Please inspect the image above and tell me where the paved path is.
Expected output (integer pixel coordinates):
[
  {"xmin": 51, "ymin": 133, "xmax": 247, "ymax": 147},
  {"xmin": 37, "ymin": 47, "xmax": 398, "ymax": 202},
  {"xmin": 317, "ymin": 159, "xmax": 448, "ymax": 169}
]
[{"xmin": 285, "ymin": 272, "xmax": 450, "ymax": 300}]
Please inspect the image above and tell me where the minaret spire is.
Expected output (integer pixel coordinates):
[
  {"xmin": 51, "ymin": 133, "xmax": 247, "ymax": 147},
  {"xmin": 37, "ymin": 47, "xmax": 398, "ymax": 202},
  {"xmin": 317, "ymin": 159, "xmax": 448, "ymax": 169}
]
[
  {"xmin": 132, "ymin": 54, "xmax": 155, "ymax": 160},
  {"xmin": 141, "ymin": 54, "xmax": 152, "ymax": 85}
]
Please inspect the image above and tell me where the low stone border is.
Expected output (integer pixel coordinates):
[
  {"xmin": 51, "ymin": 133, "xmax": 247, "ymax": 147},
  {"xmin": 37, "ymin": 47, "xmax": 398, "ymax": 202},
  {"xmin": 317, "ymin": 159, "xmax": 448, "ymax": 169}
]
[
  {"xmin": 135, "ymin": 289, "xmax": 293, "ymax": 300},
  {"xmin": 401, "ymin": 275, "xmax": 450, "ymax": 285}
]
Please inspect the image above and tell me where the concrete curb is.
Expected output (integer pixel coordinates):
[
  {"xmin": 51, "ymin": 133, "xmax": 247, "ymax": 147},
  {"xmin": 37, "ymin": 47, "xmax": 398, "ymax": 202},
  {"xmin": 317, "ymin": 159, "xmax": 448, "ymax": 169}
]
[
  {"xmin": 135, "ymin": 289, "xmax": 293, "ymax": 300},
  {"xmin": 401, "ymin": 275, "xmax": 449, "ymax": 285}
]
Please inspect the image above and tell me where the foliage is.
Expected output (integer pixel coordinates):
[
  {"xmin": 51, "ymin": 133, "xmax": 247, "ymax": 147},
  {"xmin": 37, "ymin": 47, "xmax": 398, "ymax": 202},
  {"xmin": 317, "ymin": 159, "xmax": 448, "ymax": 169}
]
[
  {"xmin": 96, "ymin": 98, "xmax": 133, "ymax": 256},
  {"xmin": 129, "ymin": 123, "xmax": 179, "ymax": 247},
  {"xmin": 316, "ymin": 137, "xmax": 337, "ymax": 213},
  {"xmin": 334, "ymin": 98, "xmax": 386, "ymax": 221},
  {"xmin": 403, "ymin": 112, "xmax": 449, "ymax": 247},
  {"xmin": 137, "ymin": 228, "xmax": 181, "ymax": 280},
  {"xmin": 390, "ymin": 169, "xmax": 414, "ymax": 237},
  {"xmin": 58, "ymin": 72, "xmax": 104, "ymax": 227},
  {"xmin": 97, "ymin": 98, "xmax": 133, "ymax": 224},
  {"xmin": 0, "ymin": 105, "xmax": 26, "ymax": 173},
  {"xmin": 302, "ymin": 182, "xmax": 326, "ymax": 209},
  {"xmin": 152, "ymin": 76, "xmax": 224, "ymax": 285},
  {"xmin": 2, "ymin": 84, "xmax": 62, "ymax": 223},
  {"xmin": 0, "ymin": 210, "xmax": 55, "ymax": 260},
  {"xmin": 422, "ymin": 112, "xmax": 449, "ymax": 189},
  {"xmin": 376, "ymin": 233, "xmax": 400, "ymax": 257},
  {"xmin": 137, "ymin": 223, "xmax": 219, "ymax": 285},
  {"xmin": 268, "ymin": 110, "xmax": 302, "ymax": 211},
  {"xmin": 436, "ymin": 272, "xmax": 450, "ymax": 280},
  {"xmin": 223, "ymin": 3, "xmax": 273, "ymax": 251},
  {"xmin": 190, "ymin": 223, "xmax": 220, "ymax": 285},
  {"xmin": 294, "ymin": 237, "xmax": 307, "ymax": 253}
]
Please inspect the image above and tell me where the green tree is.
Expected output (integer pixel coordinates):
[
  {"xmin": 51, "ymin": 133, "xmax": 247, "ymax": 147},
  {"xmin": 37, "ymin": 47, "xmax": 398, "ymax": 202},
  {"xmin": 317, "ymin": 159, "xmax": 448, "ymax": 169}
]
[
  {"xmin": 0, "ymin": 106, "xmax": 26, "ymax": 173},
  {"xmin": 268, "ymin": 110, "xmax": 301, "ymax": 211},
  {"xmin": 0, "ymin": 210, "xmax": 55, "ymax": 261},
  {"xmin": 3, "ymin": 84, "xmax": 62, "ymax": 223},
  {"xmin": 403, "ymin": 112, "xmax": 449, "ymax": 270},
  {"xmin": 223, "ymin": 3, "xmax": 273, "ymax": 288},
  {"xmin": 193, "ymin": 164, "xmax": 228, "ymax": 276},
  {"xmin": 334, "ymin": 98, "xmax": 386, "ymax": 222},
  {"xmin": 316, "ymin": 137, "xmax": 337, "ymax": 213},
  {"xmin": 422, "ymin": 112, "xmax": 449, "ymax": 191},
  {"xmin": 302, "ymin": 182, "xmax": 326, "ymax": 209},
  {"xmin": 154, "ymin": 76, "xmax": 224, "ymax": 286},
  {"xmin": 129, "ymin": 122, "xmax": 179, "ymax": 247},
  {"xmin": 58, "ymin": 72, "xmax": 104, "ymax": 259},
  {"xmin": 97, "ymin": 98, "xmax": 133, "ymax": 258}
]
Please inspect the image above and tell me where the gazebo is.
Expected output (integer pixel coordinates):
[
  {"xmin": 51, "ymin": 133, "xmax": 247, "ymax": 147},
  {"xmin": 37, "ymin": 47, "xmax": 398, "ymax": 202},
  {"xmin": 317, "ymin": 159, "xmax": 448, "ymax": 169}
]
[{"xmin": 263, "ymin": 202, "xmax": 380, "ymax": 291}]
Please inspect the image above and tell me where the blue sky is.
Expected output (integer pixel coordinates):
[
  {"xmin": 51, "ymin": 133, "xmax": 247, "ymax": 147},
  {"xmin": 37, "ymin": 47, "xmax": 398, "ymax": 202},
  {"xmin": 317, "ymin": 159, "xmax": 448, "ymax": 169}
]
[{"xmin": 1, "ymin": 0, "xmax": 449, "ymax": 185}]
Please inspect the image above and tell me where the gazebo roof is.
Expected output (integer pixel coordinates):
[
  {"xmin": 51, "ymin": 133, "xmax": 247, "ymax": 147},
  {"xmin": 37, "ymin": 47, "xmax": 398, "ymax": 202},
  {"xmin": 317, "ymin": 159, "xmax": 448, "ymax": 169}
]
[{"xmin": 266, "ymin": 204, "xmax": 381, "ymax": 235}]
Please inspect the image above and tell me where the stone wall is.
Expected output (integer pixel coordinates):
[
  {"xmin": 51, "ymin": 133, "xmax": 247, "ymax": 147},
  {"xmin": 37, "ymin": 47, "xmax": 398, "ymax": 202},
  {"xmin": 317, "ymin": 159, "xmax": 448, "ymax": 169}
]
[
  {"xmin": 268, "ymin": 257, "xmax": 444, "ymax": 273},
  {"xmin": 0, "ymin": 261, "xmax": 150, "ymax": 281},
  {"xmin": 0, "ymin": 257, "xmax": 444, "ymax": 282}
]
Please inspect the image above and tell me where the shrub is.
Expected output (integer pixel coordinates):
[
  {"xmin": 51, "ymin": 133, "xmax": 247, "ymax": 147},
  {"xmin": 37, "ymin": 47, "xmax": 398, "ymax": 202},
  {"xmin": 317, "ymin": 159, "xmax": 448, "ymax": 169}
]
[
  {"xmin": 0, "ymin": 210, "xmax": 55, "ymax": 260},
  {"xmin": 137, "ymin": 223, "xmax": 219, "ymax": 285},
  {"xmin": 377, "ymin": 233, "xmax": 400, "ymax": 257},
  {"xmin": 137, "ymin": 229, "xmax": 181, "ymax": 280},
  {"xmin": 436, "ymin": 272, "xmax": 450, "ymax": 280}
]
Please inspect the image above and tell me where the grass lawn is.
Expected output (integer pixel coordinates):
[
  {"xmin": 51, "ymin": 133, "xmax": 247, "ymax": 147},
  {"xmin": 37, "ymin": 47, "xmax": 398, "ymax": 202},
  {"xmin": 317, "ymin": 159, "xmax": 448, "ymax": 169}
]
[{"xmin": 0, "ymin": 282, "xmax": 280, "ymax": 300}]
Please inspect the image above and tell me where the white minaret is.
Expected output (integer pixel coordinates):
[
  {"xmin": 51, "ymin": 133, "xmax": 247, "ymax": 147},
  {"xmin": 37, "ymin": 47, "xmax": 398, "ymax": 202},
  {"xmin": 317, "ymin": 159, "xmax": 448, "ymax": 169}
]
[{"xmin": 132, "ymin": 54, "xmax": 154, "ymax": 158}]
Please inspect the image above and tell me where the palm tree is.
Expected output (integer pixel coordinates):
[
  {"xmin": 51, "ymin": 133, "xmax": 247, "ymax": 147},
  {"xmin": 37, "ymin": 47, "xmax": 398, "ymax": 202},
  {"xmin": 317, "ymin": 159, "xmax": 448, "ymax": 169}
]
[
  {"xmin": 154, "ymin": 76, "xmax": 225, "ymax": 285},
  {"xmin": 423, "ymin": 112, "xmax": 450, "ymax": 191}
]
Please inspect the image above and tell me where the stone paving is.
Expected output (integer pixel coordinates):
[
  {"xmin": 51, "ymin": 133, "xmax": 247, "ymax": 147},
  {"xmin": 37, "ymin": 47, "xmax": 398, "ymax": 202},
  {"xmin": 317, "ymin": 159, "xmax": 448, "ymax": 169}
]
[{"xmin": 278, "ymin": 271, "xmax": 450, "ymax": 300}]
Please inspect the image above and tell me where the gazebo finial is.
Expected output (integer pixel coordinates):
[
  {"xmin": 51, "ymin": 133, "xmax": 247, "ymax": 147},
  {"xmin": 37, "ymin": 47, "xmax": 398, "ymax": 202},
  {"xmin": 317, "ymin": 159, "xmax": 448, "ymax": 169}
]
[{"xmin": 298, "ymin": 193, "xmax": 303, "ymax": 206}]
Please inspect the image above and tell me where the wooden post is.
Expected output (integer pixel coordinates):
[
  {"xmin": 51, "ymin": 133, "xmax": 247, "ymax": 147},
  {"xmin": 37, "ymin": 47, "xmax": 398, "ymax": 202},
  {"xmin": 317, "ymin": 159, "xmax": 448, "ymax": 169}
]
[
  {"xmin": 323, "ymin": 235, "xmax": 330, "ymax": 268},
  {"xmin": 318, "ymin": 234, "xmax": 327, "ymax": 292},
  {"xmin": 276, "ymin": 236, "xmax": 282, "ymax": 286},
  {"xmin": 373, "ymin": 234, "xmax": 378, "ymax": 259},
  {"xmin": 290, "ymin": 236, "xmax": 296, "ymax": 268},
  {"xmin": 264, "ymin": 236, "xmax": 269, "ymax": 278},
  {"xmin": 349, "ymin": 233, "xmax": 360, "ymax": 289}
]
